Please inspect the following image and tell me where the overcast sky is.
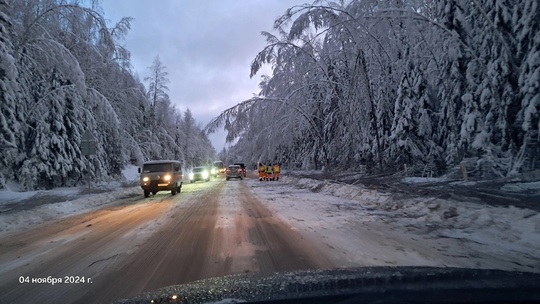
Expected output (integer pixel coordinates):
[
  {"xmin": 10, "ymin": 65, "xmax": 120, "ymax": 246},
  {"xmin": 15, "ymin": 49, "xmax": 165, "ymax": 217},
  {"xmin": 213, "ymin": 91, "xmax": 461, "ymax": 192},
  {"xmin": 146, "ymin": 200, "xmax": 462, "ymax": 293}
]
[{"xmin": 101, "ymin": 0, "xmax": 308, "ymax": 151}]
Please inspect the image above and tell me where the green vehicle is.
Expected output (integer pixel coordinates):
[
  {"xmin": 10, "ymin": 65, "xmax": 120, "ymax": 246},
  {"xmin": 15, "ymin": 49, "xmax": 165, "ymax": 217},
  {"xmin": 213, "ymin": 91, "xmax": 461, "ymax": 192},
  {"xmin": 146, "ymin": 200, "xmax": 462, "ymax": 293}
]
[{"xmin": 138, "ymin": 160, "xmax": 183, "ymax": 197}]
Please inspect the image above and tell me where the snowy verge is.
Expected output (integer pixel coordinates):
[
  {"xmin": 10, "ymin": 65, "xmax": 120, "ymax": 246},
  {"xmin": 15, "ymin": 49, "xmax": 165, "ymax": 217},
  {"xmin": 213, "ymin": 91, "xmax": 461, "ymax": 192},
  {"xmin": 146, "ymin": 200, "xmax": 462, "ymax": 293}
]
[
  {"xmin": 289, "ymin": 175, "xmax": 540, "ymax": 249},
  {"xmin": 0, "ymin": 186, "xmax": 140, "ymax": 236},
  {"xmin": 501, "ymin": 181, "xmax": 540, "ymax": 192},
  {"xmin": 0, "ymin": 165, "xmax": 140, "ymax": 206},
  {"xmin": 247, "ymin": 174, "xmax": 540, "ymax": 273}
]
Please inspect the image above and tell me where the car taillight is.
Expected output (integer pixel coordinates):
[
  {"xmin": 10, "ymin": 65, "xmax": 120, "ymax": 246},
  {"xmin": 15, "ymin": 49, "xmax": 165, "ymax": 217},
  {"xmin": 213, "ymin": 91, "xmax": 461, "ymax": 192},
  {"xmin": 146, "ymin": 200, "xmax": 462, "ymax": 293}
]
[{"xmin": 238, "ymin": 169, "xmax": 242, "ymax": 172}]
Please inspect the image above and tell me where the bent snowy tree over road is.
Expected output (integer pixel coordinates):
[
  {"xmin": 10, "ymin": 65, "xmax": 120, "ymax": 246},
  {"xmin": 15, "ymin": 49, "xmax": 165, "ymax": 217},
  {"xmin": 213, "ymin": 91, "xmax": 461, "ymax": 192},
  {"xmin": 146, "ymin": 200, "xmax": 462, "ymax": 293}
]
[{"xmin": 207, "ymin": 0, "xmax": 540, "ymax": 178}]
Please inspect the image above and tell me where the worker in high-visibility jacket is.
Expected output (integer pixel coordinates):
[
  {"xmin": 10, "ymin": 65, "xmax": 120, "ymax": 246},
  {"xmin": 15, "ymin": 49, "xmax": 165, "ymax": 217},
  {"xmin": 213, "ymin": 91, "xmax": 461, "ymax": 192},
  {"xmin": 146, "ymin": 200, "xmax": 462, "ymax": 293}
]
[
  {"xmin": 258, "ymin": 163, "xmax": 266, "ymax": 181},
  {"xmin": 273, "ymin": 163, "xmax": 281, "ymax": 181},
  {"xmin": 265, "ymin": 163, "xmax": 273, "ymax": 181}
]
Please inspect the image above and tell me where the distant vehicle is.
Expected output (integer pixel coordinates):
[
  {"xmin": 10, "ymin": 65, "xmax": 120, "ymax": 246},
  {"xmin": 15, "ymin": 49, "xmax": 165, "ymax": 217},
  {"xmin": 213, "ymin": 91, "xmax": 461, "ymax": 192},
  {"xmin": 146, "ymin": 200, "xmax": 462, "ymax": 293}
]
[
  {"xmin": 234, "ymin": 163, "xmax": 247, "ymax": 177},
  {"xmin": 226, "ymin": 165, "xmax": 243, "ymax": 181},
  {"xmin": 189, "ymin": 166, "xmax": 210, "ymax": 183},
  {"xmin": 211, "ymin": 161, "xmax": 225, "ymax": 176},
  {"xmin": 138, "ymin": 160, "xmax": 182, "ymax": 197}
]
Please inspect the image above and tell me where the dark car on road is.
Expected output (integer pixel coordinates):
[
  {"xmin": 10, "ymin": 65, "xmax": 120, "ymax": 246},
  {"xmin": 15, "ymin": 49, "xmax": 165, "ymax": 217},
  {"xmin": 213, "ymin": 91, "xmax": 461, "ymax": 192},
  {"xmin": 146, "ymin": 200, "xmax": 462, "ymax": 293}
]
[
  {"xmin": 189, "ymin": 166, "xmax": 210, "ymax": 183},
  {"xmin": 226, "ymin": 165, "xmax": 243, "ymax": 181},
  {"xmin": 234, "ymin": 163, "xmax": 247, "ymax": 177}
]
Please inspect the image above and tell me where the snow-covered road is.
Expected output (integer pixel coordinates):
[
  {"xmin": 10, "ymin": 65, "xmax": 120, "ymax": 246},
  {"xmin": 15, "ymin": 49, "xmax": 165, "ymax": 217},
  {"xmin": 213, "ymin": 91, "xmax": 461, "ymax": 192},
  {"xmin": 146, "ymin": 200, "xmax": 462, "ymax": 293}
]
[
  {"xmin": 0, "ymin": 170, "xmax": 539, "ymax": 303},
  {"xmin": 246, "ymin": 175, "xmax": 540, "ymax": 273},
  {"xmin": 0, "ymin": 176, "xmax": 336, "ymax": 303}
]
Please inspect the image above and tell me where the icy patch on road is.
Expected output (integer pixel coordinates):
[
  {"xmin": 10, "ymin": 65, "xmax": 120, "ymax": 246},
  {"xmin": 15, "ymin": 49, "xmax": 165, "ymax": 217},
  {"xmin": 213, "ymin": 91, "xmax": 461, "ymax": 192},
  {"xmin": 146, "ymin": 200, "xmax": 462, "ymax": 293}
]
[{"xmin": 246, "ymin": 175, "xmax": 540, "ymax": 273}]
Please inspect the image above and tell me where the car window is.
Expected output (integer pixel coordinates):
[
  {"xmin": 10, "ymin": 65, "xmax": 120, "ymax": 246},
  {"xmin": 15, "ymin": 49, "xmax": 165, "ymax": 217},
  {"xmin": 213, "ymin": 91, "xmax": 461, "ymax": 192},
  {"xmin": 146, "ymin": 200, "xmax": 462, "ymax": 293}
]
[{"xmin": 142, "ymin": 163, "xmax": 172, "ymax": 173}]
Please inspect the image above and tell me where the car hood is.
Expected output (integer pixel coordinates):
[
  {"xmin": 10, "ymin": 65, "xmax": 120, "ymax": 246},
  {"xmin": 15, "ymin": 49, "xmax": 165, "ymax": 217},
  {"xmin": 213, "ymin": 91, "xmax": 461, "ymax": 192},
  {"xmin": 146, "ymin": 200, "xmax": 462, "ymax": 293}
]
[{"xmin": 115, "ymin": 266, "xmax": 540, "ymax": 304}]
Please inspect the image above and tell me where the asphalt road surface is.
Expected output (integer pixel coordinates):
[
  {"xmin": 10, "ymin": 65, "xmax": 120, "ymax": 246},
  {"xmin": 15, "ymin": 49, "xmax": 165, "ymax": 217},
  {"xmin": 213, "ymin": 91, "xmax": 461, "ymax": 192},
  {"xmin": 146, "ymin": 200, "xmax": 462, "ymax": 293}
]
[{"xmin": 0, "ymin": 176, "xmax": 335, "ymax": 303}]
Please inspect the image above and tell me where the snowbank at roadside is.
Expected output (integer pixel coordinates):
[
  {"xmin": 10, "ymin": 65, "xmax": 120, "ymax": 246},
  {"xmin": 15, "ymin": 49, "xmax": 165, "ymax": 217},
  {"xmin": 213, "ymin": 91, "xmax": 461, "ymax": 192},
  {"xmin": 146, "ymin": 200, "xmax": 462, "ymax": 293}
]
[
  {"xmin": 501, "ymin": 181, "xmax": 540, "ymax": 192},
  {"xmin": 248, "ymin": 175, "xmax": 540, "ymax": 273},
  {"xmin": 0, "ymin": 186, "xmax": 81, "ymax": 208},
  {"xmin": 0, "ymin": 165, "xmax": 140, "ymax": 206},
  {"xmin": 0, "ymin": 165, "xmax": 142, "ymax": 232},
  {"xmin": 0, "ymin": 186, "xmax": 140, "ymax": 236},
  {"xmin": 290, "ymin": 176, "xmax": 540, "ymax": 248},
  {"xmin": 0, "ymin": 188, "xmax": 38, "ymax": 204}
]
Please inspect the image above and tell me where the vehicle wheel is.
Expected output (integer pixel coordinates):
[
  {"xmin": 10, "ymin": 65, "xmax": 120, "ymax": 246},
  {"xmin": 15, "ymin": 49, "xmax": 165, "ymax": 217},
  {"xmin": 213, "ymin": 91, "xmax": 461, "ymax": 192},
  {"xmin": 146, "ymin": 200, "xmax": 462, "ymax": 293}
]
[
  {"xmin": 171, "ymin": 189, "xmax": 177, "ymax": 195},
  {"xmin": 144, "ymin": 190, "xmax": 150, "ymax": 198},
  {"xmin": 152, "ymin": 191, "xmax": 157, "ymax": 195},
  {"xmin": 226, "ymin": 177, "xmax": 230, "ymax": 181},
  {"xmin": 240, "ymin": 177, "xmax": 243, "ymax": 180}
]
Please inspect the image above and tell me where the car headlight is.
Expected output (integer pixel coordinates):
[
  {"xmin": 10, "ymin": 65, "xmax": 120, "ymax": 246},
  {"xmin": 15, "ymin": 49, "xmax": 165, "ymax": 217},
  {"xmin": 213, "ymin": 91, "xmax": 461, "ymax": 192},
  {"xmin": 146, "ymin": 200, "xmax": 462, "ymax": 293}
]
[
  {"xmin": 164, "ymin": 174, "xmax": 171, "ymax": 181},
  {"xmin": 202, "ymin": 171, "xmax": 208, "ymax": 179},
  {"xmin": 142, "ymin": 176, "xmax": 149, "ymax": 182},
  {"xmin": 188, "ymin": 172, "xmax": 194, "ymax": 179},
  {"xmin": 211, "ymin": 168, "xmax": 216, "ymax": 174}
]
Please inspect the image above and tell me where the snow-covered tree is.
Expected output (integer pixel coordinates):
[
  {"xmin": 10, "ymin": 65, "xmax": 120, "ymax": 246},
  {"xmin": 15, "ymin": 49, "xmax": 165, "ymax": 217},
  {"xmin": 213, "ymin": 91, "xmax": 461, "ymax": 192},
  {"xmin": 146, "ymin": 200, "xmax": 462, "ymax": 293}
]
[
  {"xmin": 0, "ymin": 0, "xmax": 23, "ymax": 187},
  {"xmin": 144, "ymin": 55, "xmax": 169, "ymax": 128},
  {"xmin": 208, "ymin": 0, "xmax": 540, "ymax": 177},
  {"xmin": 0, "ymin": 0, "xmax": 214, "ymax": 189}
]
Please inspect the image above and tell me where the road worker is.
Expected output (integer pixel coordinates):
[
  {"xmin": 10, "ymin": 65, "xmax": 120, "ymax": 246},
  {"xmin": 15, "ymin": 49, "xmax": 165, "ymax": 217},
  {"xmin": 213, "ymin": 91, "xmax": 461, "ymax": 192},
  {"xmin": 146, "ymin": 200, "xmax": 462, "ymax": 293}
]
[
  {"xmin": 259, "ymin": 163, "xmax": 266, "ymax": 181},
  {"xmin": 266, "ymin": 163, "xmax": 273, "ymax": 181},
  {"xmin": 273, "ymin": 163, "xmax": 280, "ymax": 181}
]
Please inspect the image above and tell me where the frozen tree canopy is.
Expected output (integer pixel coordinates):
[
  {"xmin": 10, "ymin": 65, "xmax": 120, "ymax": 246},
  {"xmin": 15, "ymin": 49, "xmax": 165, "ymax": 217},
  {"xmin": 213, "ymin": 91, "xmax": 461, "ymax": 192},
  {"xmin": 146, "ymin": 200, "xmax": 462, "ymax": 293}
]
[
  {"xmin": 208, "ymin": 0, "xmax": 539, "ymax": 177},
  {"xmin": 0, "ymin": 0, "xmax": 215, "ymax": 190}
]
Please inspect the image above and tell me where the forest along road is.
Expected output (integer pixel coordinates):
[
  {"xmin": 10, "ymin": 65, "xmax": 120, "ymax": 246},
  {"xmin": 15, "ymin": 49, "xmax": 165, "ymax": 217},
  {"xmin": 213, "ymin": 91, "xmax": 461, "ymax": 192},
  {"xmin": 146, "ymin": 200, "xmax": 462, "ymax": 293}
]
[{"xmin": 0, "ymin": 177, "xmax": 336, "ymax": 304}]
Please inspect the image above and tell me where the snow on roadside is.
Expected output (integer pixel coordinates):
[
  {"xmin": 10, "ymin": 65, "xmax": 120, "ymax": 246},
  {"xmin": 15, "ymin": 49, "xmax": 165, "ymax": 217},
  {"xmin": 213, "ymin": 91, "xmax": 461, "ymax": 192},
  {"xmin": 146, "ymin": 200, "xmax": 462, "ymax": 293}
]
[
  {"xmin": 0, "ymin": 165, "xmax": 142, "ymax": 235},
  {"xmin": 402, "ymin": 176, "xmax": 446, "ymax": 184},
  {"xmin": 0, "ymin": 186, "xmax": 83, "ymax": 221},
  {"xmin": 246, "ymin": 175, "xmax": 540, "ymax": 273},
  {"xmin": 0, "ymin": 188, "xmax": 37, "ymax": 204},
  {"xmin": 0, "ymin": 183, "xmax": 80, "ymax": 205},
  {"xmin": 0, "ymin": 186, "xmax": 140, "ymax": 236},
  {"xmin": 501, "ymin": 181, "xmax": 540, "ymax": 192}
]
